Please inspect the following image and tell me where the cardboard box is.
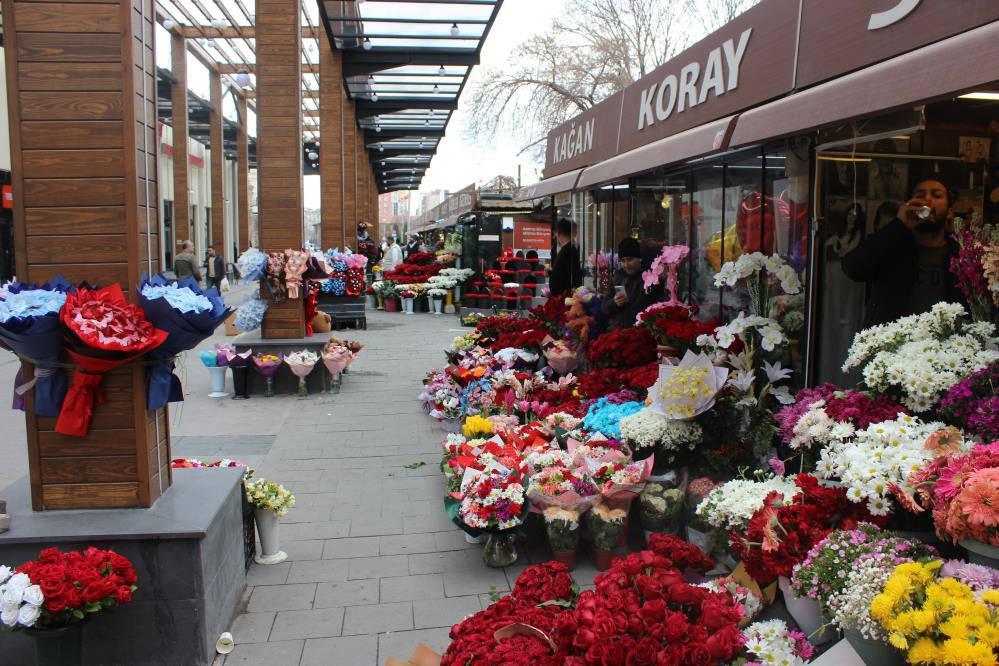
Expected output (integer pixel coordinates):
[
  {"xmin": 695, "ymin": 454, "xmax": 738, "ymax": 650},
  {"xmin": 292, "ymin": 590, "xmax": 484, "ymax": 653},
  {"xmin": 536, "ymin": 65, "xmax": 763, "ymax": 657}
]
[
  {"xmin": 223, "ymin": 312, "xmax": 239, "ymax": 336},
  {"xmin": 385, "ymin": 644, "xmax": 441, "ymax": 666}
]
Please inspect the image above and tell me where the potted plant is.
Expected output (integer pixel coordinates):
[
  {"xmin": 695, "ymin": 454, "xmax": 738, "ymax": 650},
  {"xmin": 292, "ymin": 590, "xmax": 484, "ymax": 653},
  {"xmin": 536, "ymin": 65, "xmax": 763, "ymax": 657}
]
[
  {"xmin": 379, "ymin": 281, "xmax": 401, "ymax": 312},
  {"xmin": 399, "ymin": 289, "xmax": 416, "ymax": 314},
  {"xmin": 1, "ymin": 547, "xmax": 138, "ymax": 666},
  {"xmin": 245, "ymin": 478, "xmax": 295, "ymax": 565}
]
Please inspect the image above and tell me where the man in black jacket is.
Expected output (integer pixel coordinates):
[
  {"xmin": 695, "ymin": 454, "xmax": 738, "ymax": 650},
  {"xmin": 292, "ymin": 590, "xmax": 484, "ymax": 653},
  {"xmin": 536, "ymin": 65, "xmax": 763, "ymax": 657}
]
[
  {"xmin": 602, "ymin": 237, "xmax": 662, "ymax": 329},
  {"xmin": 842, "ymin": 179, "xmax": 963, "ymax": 327},
  {"xmin": 547, "ymin": 219, "xmax": 582, "ymax": 297},
  {"xmin": 204, "ymin": 245, "xmax": 225, "ymax": 292}
]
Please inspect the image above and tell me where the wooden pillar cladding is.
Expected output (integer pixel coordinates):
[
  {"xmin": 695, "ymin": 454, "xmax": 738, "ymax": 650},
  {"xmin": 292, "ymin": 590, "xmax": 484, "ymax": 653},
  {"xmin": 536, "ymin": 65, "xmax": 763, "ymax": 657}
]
[
  {"xmin": 256, "ymin": 0, "xmax": 305, "ymax": 339},
  {"xmin": 209, "ymin": 69, "xmax": 224, "ymax": 253},
  {"xmin": 236, "ymin": 94, "xmax": 249, "ymax": 254},
  {"xmin": 342, "ymin": 94, "xmax": 356, "ymax": 228},
  {"xmin": 170, "ymin": 31, "xmax": 190, "ymax": 253},
  {"xmin": 355, "ymin": 126, "xmax": 366, "ymax": 224},
  {"xmin": 3, "ymin": 0, "xmax": 170, "ymax": 510},
  {"xmin": 319, "ymin": 45, "xmax": 344, "ymax": 250}
]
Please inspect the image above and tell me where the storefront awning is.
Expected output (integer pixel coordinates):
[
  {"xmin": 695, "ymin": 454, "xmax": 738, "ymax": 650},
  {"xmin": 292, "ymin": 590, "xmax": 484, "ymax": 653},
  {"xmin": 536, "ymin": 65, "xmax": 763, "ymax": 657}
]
[
  {"xmin": 576, "ymin": 116, "xmax": 735, "ymax": 189},
  {"xmin": 730, "ymin": 21, "xmax": 999, "ymax": 148},
  {"xmin": 515, "ymin": 168, "xmax": 583, "ymax": 202}
]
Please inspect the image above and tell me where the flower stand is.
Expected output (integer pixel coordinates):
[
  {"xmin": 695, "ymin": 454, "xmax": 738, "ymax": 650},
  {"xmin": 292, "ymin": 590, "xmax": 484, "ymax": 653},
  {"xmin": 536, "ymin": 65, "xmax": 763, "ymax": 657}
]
[
  {"xmin": 230, "ymin": 366, "xmax": 251, "ymax": 400},
  {"xmin": 254, "ymin": 508, "xmax": 288, "ymax": 565},
  {"xmin": 431, "ymin": 297, "xmax": 444, "ymax": 315},
  {"xmin": 207, "ymin": 366, "xmax": 228, "ymax": 398},
  {"xmin": 30, "ymin": 624, "xmax": 83, "ymax": 666},
  {"xmin": 843, "ymin": 629, "xmax": 906, "ymax": 666},
  {"xmin": 402, "ymin": 297, "xmax": 415, "ymax": 314},
  {"xmin": 961, "ymin": 539, "xmax": 999, "ymax": 568},
  {"xmin": 778, "ymin": 575, "xmax": 834, "ymax": 645}
]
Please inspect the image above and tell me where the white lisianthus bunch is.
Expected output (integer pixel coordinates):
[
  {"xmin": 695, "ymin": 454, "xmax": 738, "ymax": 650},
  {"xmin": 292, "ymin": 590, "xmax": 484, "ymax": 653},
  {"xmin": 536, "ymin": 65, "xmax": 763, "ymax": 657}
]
[
  {"xmin": 826, "ymin": 556, "xmax": 896, "ymax": 641},
  {"xmin": 244, "ymin": 478, "xmax": 296, "ymax": 517},
  {"xmin": 695, "ymin": 476, "xmax": 800, "ymax": 530},
  {"xmin": 0, "ymin": 567, "xmax": 44, "ymax": 629},
  {"xmin": 741, "ymin": 620, "xmax": 811, "ymax": 666},
  {"xmin": 842, "ymin": 303, "xmax": 999, "ymax": 411},
  {"xmin": 619, "ymin": 408, "xmax": 702, "ymax": 452},
  {"xmin": 814, "ymin": 414, "xmax": 960, "ymax": 516},
  {"xmin": 714, "ymin": 252, "xmax": 802, "ymax": 295}
]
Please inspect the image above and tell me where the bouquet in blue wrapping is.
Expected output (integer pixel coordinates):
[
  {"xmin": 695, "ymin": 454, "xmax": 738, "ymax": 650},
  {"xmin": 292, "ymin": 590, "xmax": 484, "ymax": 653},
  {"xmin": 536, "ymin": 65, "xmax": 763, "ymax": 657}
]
[
  {"xmin": 0, "ymin": 275, "xmax": 72, "ymax": 416},
  {"xmin": 139, "ymin": 274, "xmax": 231, "ymax": 410},
  {"xmin": 236, "ymin": 247, "xmax": 268, "ymax": 282}
]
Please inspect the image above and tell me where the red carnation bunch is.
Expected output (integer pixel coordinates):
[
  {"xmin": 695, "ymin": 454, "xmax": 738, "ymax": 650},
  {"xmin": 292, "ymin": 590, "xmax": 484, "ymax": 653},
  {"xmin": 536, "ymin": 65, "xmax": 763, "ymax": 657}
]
[
  {"xmin": 15, "ymin": 546, "xmax": 138, "ymax": 628},
  {"xmin": 576, "ymin": 362, "xmax": 660, "ymax": 400},
  {"xmin": 529, "ymin": 297, "xmax": 570, "ymax": 334},
  {"xmin": 586, "ymin": 326, "xmax": 656, "ymax": 369},
  {"xmin": 510, "ymin": 562, "xmax": 577, "ymax": 607}
]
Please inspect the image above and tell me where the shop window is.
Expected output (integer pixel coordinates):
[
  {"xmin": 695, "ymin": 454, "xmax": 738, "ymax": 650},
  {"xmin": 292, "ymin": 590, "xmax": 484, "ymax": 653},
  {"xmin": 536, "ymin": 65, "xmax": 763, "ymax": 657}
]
[
  {"xmin": 690, "ymin": 166, "xmax": 724, "ymax": 321},
  {"xmin": 721, "ymin": 155, "xmax": 764, "ymax": 321},
  {"xmin": 588, "ymin": 184, "xmax": 630, "ymax": 295}
]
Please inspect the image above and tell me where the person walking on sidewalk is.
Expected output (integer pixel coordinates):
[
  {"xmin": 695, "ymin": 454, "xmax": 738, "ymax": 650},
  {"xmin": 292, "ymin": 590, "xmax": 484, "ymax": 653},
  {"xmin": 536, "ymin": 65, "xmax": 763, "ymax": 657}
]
[
  {"xmin": 174, "ymin": 240, "xmax": 202, "ymax": 283},
  {"xmin": 204, "ymin": 245, "xmax": 225, "ymax": 291}
]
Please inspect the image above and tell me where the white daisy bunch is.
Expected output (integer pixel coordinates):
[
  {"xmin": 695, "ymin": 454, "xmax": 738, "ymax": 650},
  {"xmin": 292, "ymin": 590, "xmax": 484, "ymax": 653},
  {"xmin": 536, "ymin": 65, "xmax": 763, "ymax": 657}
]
[
  {"xmin": 741, "ymin": 620, "xmax": 811, "ymax": 666},
  {"xmin": 814, "ymin": 414, "xmax": 956, "ymax": 516},
  {"xmin": 842, "ymin": 303, "xmax": 999, "ymax": 411},
  {"xmin": 619, "ymin": 408, "xmax": 702, "ymax": 452},
  {"xmin": 788, "ymin": 400, "xmax": 856, "ymax": 450},
  {"xmin": 0, "ymin": 566, "xmax": 44, "ymax": 629},
  {"xmin": 695, "ymin": 476, "xmax": 800, "ymax": 530},
  {"xmin": 714, "ymin": 252, "xmax": 802, "ymax": 295},
  {"xmin": 826, "ymin": 556, "xmax": 896, "ymax": 641}
]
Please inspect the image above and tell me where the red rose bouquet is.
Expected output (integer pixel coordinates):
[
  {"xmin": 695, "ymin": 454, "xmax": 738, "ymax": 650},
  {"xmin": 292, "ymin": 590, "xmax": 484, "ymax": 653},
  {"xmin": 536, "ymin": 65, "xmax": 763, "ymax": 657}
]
[
  {"xmin": 441, "ymin": 594, "xmax": 567, "ymax": 666},
  {"xmin": 510, "ymin": 562, "xmax": 577, "ymax": 607},
  {"xmin": 586, "ymin": 326, "xmax": 656, "ymax": 368},
  {"xmin": 14, "ymin": 546, "xmax": 137, "ymax": 628},
  {"xmin": 56, "ymin": 284, "xmax": 168, "ymax": 436},
  {"xmin": 637, "ymin": 303, "xmax": 718, "ymax": 356}
]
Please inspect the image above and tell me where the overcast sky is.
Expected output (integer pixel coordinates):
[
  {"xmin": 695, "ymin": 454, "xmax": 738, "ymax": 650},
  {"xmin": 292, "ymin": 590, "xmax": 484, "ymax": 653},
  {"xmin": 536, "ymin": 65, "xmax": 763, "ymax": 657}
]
[{"xmin": 304, "ymin": 0, "xmax": 562, "ymax": 209}]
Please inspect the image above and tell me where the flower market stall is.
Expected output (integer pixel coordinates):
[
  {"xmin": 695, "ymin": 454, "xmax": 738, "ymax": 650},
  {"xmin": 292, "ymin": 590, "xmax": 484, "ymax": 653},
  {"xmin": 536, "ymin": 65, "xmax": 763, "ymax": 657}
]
[{"xmin": 417, "ymin": 246, "xmax": 999, "ymax": 665}]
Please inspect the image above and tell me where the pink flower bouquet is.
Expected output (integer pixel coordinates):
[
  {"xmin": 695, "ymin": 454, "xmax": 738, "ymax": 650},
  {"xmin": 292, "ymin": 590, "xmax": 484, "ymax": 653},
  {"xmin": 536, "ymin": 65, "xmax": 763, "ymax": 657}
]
[
  {"xmin": 641, "ymin": 244, "xmax": 689, "ymax": 304},
  {"xmin": 285, "ymin": 350, "xmax": 318, "ymax": 397}
]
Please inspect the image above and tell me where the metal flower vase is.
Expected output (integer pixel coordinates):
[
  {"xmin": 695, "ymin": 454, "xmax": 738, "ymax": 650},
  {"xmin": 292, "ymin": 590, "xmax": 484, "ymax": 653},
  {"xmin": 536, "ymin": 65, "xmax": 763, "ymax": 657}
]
[
  {"xmin": 30, "ymin": 624, "xmax": 83, "ymax": 666},
  {"xmin": 254, "ymin": 508, "xmax": 287, "ymax": 565}
]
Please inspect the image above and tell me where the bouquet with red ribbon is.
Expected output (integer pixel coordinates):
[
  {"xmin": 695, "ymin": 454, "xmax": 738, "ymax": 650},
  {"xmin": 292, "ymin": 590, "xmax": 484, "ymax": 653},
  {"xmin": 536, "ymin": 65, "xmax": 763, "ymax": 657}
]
[{"xmin": 56, "ymin": 285, "xmax": 168, "ymax": 436}]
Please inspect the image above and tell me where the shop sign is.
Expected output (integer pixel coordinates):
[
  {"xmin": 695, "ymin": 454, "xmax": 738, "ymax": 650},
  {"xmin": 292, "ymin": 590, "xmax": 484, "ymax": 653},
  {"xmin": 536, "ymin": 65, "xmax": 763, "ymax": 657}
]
[
  {"xmin": 795, "ymin": 0, "xmax": 999, "ymax": 87},
  {"xmin": 514, "ymin": 220, "xmax": 551, "ymax": 251},
  {"xmin": 543, "ymin": 92, "xmax": 624, "ymax": 178}
]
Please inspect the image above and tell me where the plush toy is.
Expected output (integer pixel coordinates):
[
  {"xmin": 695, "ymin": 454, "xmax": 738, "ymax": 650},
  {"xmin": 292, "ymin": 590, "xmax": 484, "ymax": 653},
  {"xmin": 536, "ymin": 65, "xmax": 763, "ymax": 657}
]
[
  {"xmin": 284, "ymin": 250, "xmax": 308, "ymax": 299},
  {"xmin": 266, "ymin": 252, "xmax": 287, "ymax": 303}
]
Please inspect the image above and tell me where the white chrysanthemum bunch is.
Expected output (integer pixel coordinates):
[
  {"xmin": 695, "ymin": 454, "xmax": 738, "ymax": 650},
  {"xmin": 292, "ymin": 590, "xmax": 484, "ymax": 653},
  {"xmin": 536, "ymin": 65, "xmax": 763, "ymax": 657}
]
[
  {"xmin": 842, "ymin": 303, "xmax": 999, "ymax": 411},
  {"xmin": 741, "ymin": 620, "xmax": 810, "ymax": 666},
  {"xmin": 619, "ymin": 408, "xmax": 702, "ymax": 452},
  {"xmin": 826, "ymin": 556, "xmax": 896, "ymax": 640},
  {"xmin": 789, "ymin": 400, "xmax": 857, "ymax": 450},
  {"xmin": 814, "ymin": 414, "xmax": 959, "ymax": 516},
  {"xmin": 695, "ymin": 477, "xmax": 800, "ymax": 530},
  {"xmin": 714, "ymin": 252, "xmax": 802, "ymax": 295}
]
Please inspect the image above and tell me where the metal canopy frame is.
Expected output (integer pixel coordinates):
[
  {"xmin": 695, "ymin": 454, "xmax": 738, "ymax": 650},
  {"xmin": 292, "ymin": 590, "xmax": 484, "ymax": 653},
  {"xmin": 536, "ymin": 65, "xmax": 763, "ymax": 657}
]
[{"xmin": 318, "ymin": 0, "xmax": 503, "ymax": 193}]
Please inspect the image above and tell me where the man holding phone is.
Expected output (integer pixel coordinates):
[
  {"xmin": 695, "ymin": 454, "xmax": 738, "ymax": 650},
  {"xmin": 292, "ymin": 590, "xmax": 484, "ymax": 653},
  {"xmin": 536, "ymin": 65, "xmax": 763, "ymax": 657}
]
[
  {"xmin": 602, "ymin": 237, "xmax": 662, "ymax": 329},
  {"xmin": 842, "ymin": 177, "xmax": 964, "ymax": 326}
]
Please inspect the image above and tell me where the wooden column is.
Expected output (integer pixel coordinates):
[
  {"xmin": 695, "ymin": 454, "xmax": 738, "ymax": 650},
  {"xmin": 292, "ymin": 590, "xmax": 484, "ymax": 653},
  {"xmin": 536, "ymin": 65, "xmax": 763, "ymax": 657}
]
[
  {"xmin": 342, "ymin": 94, "xmax": 357, "ymax": 228},
  {"xmin": 256, "ymin": 0, "xmax": 305, "ymax": 338},
  {"xmin": 171, "ymin": 31, "xmax": 190, "ymax": 251},
  {"xmin": 319, "ymin": 46, "xmax": 344, "ymax": 250},
  {"xmin": 3, "ymin": 0, "xmax": 170, "ymax": 510},
  {"xmin": 236, "ymin": 94, "xmax": 250, "ymax": 254},
  {"xmin": 355, "ymin": 126, "xmax": 366, "ymax": 224},
  {"xmin": 209, "ymin": 70, "xmax": 224, "ymax": 253}
]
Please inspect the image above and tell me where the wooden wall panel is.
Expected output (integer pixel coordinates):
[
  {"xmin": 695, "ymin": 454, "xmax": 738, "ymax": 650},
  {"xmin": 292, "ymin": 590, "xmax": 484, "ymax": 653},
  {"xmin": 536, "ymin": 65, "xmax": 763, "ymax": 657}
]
[
  {"xmin": 257, "ymin": 0, "xmax": 305, "ymax": 338},
  {"xmin": 236, "ymin": 95, "xmax": 249, "ymax": 253},
  {"xmin": 170, "ymin": 32, "xmax": 190, "ymax": 255},
  {"xmin": 342, "ymin": 94, "xmax": 356, "ymax": 228},
  {"xmin": 209, "ymin": 70, "xmax": 225, "ymax": 253},
  {"xmin": 2, "ymin": 0, "xmax": 169, "ymax": 510},
  {"xmin": 319, "ymin": 46, "xmax": 344, "ymax": 250}
]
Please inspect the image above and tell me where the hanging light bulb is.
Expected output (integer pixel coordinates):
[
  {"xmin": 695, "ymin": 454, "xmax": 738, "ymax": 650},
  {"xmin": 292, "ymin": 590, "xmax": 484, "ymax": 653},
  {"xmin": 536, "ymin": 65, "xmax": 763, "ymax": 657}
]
[
  {"xmin": 432, "ymin": 84, "xmax": 440, "ymax": 94},
  {"xmin": 235, "ymin": 71, "xmax": 251, "ymax": 88},
  {"xmin": 362, "ymin": 37, "xmax": 372, "ymax": 50},
  {"xmin": 162, "ymin": 18, "xmax": 177, "ymax": 31},
  {"xmin": 438, "ymin": 65, "xmax": 446, "ymax": 76},
  {"xmin": 307, "ymin": 150, "xmax": 319, "ymax": 160},
  {"xmin": 367, "ymin": 74, "xmax": 375, "ymax": 84},
  {"xmin": 450, "ymin": 22, "xmax": 459, "ymax": 36},
  {"xmin": 424, "ymin": 119, "xmax": 430, "ymax": 126},
  {"xmin": 371, "ymin": 92, "xmax": 378, "ymax": 102},
  {"xmin": 378, "ymin": 145, "xmax": 384, "ymax": 152},
  {"xmin": 211, "ymin": 18, "xmax": 227, "ymax": 29}
]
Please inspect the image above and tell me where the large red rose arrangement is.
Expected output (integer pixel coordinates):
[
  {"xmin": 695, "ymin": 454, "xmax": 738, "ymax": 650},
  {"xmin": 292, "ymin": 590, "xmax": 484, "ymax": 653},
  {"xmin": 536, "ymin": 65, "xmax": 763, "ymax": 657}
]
[
  {"xmin": 637, "ymin": 304, "xmax": 718, "ymax": 355},
  {"xmin": 383, "ymin": 258, "xmax": 447, "ymax": 284},
  {"xmin": 476, "ymin": 315, "xmax": 538, "ymax": 338},
  {"xmin": 576, "ymin": 362, "xmax": 660, "ymax": 400},
  {"xmin": 729, "ymin": 474, "xmax": 886, "ymax": 582},
  {"xmin": 16, "ymin": 546, "xmax": 138, "ymax": 628},
  {"xmin": 586, "ymin": 326, "xmax": 656, "ymax": 369},
  {"xmin": 491, "ymin": 329, "xmax": 548, "ymax": 353}
]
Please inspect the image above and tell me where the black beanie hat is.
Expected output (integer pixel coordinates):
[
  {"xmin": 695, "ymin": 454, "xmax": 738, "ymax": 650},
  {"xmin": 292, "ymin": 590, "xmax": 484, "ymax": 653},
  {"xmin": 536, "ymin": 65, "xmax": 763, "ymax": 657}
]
[{"xmin": 618, "ymin": 237, "xmax": 641, "ymax": 259}]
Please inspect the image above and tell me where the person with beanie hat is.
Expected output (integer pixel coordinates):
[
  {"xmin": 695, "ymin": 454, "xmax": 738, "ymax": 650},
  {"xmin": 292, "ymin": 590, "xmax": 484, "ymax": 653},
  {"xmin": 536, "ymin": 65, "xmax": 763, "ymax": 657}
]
[{"xmin": 602, "ymin": 237, "xmax": 662, "ymax": 329}]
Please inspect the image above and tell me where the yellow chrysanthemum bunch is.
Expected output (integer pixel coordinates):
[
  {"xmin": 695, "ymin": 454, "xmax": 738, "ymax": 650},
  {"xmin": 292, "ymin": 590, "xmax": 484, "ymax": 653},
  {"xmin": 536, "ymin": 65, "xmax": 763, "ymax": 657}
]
[
  {"xmin": 462, "ymin": 415, "xmax": 494, "ymax": 439},
  {"xmin": 655, "ymin": 366, "xmax": 715, "ymax": 418},
  {"xmin": 870, "ymin": 560, "xmax": 999, "ymax": 665}
]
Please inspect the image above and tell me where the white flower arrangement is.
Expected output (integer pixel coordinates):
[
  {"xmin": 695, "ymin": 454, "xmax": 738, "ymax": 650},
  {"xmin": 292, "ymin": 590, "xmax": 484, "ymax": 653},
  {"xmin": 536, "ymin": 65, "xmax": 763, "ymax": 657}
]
[
  {"xmin": 619, "ymin": 408, "xmax": 702, "ymax": 452},
  {"xmin": 440, "ymin": 267, "xmax": 474, "ymax": 282},
  {"xmin": 0, "ymin": 567, "xmax": 43, "ymax": 629},
  {"xmin": 842, "ymin": 302, "xmax": 999, "ymax": 412},
  {"xmin": 245, "ymin": 478, "xmax": 296, "ymax": 518},
  {"xmin": 714, "ymin": 252, "xmax": 802, "ymax": 295},
  {"xmin": 426, "ymin": 288, "xmax": 449, "ymax": 298},
  {"xmin": 814, "ymin": 413, "xmax": 960, "ymax": 516},
  {"xmin": 826, "ymin": 557, "xmax": 895, "ymax": 641},
  {"xmin": 741, "ymin": 620, "xmax": 810, "ymax": 666},
  {"xmin": 695, "ymin": 476, "xmax": 800, "ymax": 530},
  {"xmin": 789, "ymin": 400, "xmax": 849, "ymax": 450}
]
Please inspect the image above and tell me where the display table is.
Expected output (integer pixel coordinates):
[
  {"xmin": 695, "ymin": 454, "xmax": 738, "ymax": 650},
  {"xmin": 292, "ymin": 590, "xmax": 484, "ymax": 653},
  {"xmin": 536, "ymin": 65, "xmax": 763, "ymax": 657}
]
[
  {"xmin": 0, "ymin": 468, "xmax": 246, "ymax": 665},
  {"xmin": 233, "ymin": 330, "xmax": 331, "ymax": 394},
  {"xmin": 316, "ymin": 294, "xmax": 367, "ymax": 330}
]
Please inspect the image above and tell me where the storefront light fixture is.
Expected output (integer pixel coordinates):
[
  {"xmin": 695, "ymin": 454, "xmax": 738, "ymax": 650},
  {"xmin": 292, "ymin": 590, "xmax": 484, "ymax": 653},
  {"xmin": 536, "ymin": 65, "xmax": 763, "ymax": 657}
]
[
  {"xmin": 235, "ymin": 71, "xmax": 252, "ymax": 88},
  {"xmin": 438, "ymin": 65, "xmax": 446, "ymax": 76},
  {"xmin": 162, "ymin": 18, "xmax": 176, "ymax": 31},
  {"xmin": 432, "ymin": 84, "xmax": 440, "ymax": 94},
  {"xmin": 371, "ymin": 92, "xmax": 378, "ymax": 102},
  {"xmin": 308, "ymin": 150, "xmax": 318, "ymax": 160},
  {"xmin": 450, "ymin": 22, "xmax": 459, "ymax": 36},
  {"xmin": 363, "ymin": 37, "xmax": 372, "ymax": 50},
  {"xmin": 817, "ymin": 156, "xmax": 872, "ymax": 163},
  {"xmin": 959, "ymin": 91, "xmax": 999, "ymax": 101}
]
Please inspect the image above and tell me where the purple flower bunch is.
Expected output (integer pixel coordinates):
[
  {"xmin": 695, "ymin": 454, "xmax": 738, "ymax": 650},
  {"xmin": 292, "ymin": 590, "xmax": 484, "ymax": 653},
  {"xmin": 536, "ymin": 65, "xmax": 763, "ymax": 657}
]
[
  {"xmin": 940, "ymin": 559, "xmax": 999, "ymax": 594},
  {"xmin": 938, "ymin": 361, "xmax": 999, "ymax": 441}
]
